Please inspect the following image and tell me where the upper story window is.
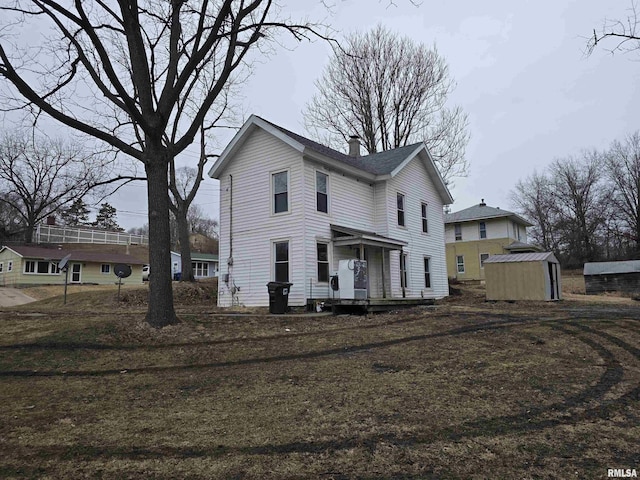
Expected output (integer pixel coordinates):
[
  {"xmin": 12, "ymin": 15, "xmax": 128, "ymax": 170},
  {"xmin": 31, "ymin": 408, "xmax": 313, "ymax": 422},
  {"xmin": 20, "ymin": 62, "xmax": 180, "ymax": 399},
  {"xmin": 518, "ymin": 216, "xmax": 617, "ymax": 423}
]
[
  {"xmin": 454, "ymin": 224, "xmax": 462, "ymax": 241},
  {"xmin": 273, "ymin": 171, "xmax": 288, "ymax": 214},
  {"xmin": 512, "ymin": 221, "xmax": 520, "ymax": 241},
  {"xmin": 421, "ymin": 203, "xmax": 428, "ymax": 233},
  {"xmin": 479, "ymin": 221, "xmax": 487, "ymax": 239},
  {"xmin": 316, "ymin": 171, "xmax": 328, "ymax": 213},
  {"xmin": 397, "ymin": 193, "xmax": 405, "ymax": 227}
]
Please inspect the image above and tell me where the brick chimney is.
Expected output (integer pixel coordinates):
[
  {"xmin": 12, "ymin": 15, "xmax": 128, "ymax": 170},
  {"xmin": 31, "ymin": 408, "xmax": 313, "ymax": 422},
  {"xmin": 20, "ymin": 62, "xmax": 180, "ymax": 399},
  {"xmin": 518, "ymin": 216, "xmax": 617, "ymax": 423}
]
[{"xmin": 348, "ymin": 135, "xmax": 361, "ymax": 157}]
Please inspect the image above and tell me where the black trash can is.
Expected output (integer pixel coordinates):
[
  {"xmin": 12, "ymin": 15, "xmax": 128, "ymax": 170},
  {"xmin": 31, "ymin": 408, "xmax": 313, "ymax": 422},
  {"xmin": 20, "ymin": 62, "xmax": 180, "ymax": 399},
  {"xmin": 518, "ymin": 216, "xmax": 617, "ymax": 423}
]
[
  {"xmin": 173, "ymin": 272, "xmax": 182, "ymax": 281},
  {"xmin": 266, "ymin": 281, "xmax": 293, "ymax": 314}
]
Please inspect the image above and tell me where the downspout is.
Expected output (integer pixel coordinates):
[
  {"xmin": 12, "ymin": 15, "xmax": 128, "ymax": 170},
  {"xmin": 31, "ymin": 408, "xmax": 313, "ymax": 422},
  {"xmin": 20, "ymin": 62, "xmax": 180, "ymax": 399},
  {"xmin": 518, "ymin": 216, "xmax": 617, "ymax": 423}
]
[{"xmin": 229, "ymin": 174, "xmax": 233, "ymax": 261}]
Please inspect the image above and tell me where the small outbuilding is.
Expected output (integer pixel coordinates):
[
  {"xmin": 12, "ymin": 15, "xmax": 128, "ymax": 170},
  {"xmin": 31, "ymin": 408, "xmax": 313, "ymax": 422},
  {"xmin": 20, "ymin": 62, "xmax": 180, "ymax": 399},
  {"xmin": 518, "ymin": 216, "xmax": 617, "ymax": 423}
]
[
  {"xmin": 483, "ymin": 252, "xmax": 561, "ymax": 301},
  {"xmin": 583, "ymin": 260, "xmax": 640, "ymax": 295}
]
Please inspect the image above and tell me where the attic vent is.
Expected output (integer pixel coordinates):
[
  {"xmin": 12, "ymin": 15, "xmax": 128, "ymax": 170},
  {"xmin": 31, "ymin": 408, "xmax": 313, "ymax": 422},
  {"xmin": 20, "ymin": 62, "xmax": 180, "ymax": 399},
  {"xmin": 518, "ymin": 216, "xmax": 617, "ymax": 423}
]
[
  {"xmin": 348, "ymin": 135, "xmax": 361, "ymax": 157},
  {"xmin": 479, "ymin": 199, "xmax": 486, "ymax": 207}
]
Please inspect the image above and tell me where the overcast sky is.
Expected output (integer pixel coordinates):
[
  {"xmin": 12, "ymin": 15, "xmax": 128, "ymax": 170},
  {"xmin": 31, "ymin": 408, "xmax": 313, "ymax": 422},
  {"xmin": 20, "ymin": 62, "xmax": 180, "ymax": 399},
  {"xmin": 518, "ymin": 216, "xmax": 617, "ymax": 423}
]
[{"xmin": 111, "ymin": 0, "xmax": 640, "ymax": 230}]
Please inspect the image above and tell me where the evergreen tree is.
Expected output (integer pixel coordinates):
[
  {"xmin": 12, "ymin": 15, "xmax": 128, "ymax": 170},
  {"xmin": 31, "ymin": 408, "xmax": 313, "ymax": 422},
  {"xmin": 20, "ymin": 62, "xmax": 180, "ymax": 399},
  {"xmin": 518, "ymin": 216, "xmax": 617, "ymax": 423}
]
[
  {"xmin": 59, "ymin": 198, "xmax": 91, "ymax": 226},
  {"xmin": 93, "ymin": 203, "xmax": 122, "ymax": 231}
]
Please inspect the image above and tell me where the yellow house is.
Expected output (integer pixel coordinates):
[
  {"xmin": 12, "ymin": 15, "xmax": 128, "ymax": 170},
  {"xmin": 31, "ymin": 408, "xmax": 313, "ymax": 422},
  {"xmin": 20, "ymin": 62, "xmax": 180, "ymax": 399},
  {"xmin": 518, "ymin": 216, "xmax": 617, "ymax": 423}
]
[
  {"xmin": 444, "ymin": 200, "xmax": 539, "ymax": 281},
  {"xmin": 0, "ymin": 245, "xmax": 145, "ymax": 287}
]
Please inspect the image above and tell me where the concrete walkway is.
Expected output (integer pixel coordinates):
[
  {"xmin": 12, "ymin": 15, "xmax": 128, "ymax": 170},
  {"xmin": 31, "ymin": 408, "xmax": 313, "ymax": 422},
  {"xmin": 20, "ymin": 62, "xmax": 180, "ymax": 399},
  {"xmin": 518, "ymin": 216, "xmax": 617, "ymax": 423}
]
[{"xmin": 0, "ymin": 288, "xmax": 37, "ymax": 307}]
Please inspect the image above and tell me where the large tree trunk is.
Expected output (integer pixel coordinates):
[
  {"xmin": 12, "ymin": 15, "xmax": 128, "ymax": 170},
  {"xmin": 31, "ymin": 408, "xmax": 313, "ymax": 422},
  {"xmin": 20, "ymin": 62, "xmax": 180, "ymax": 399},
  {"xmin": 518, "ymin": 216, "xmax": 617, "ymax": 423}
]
[
  {"xmin": 145, "ymin": 152, "xmax": 179, "ymax": 328},
  {"xmin": 177, "ymin": 204, "xmax": 195, "ymax": 282}
]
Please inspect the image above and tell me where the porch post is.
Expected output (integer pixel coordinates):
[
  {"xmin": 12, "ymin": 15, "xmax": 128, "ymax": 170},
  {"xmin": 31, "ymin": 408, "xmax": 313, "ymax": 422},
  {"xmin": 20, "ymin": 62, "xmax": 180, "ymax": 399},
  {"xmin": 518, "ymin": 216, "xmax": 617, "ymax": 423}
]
[{"xmin": 381, "ymin": 248, "xmax": 386, "ymax": 298}]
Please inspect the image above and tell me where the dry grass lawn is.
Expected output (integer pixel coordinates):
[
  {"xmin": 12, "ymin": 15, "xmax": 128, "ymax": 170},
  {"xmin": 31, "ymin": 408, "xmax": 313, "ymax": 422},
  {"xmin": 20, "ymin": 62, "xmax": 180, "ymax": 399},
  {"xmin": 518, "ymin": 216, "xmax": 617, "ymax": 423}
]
[{"xmin": 0, "ymin": 280, "xmax": 638, "ymax": 479}]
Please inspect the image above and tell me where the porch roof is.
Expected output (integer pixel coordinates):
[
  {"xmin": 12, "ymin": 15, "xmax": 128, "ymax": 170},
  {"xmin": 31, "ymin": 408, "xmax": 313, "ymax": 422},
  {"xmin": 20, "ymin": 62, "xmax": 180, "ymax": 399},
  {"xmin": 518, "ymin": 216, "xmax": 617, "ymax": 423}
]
[{"xmin": 330, "ymin": 224, "xmax": 407, "ymax": 250}]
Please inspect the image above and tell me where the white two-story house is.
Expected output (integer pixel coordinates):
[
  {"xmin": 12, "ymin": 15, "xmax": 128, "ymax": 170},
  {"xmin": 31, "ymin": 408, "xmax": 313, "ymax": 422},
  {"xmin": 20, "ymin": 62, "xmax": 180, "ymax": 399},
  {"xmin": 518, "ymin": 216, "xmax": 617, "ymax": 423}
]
[{"xmin": 208, "ymin": 115, "xmax": 454, "ymax": 308}]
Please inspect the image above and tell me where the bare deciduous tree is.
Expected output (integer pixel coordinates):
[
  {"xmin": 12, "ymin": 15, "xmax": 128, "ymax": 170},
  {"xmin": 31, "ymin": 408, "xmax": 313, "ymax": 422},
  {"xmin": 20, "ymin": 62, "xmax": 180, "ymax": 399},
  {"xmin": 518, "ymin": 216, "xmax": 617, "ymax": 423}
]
[
  {"xmin": 304, "ymin": 24, "xmax": 469, "ymax": 184},
  {"xmin": 510, "ymin": 171, "xmax": 560, "ymax": 253},
  {"xmin": 0, "ymin": 1, "xmax": 327, "ymax": 327},
  {"xmin": 588, "ymin": 1, "xmax": 640, "ymax": 56},
  {"xmin": 0, "ymin": 131, "xmax": 109, "ymax": 243},
  {"xmin": 605, "ymin": 132, "xmax": 640, "ymax": 255}
]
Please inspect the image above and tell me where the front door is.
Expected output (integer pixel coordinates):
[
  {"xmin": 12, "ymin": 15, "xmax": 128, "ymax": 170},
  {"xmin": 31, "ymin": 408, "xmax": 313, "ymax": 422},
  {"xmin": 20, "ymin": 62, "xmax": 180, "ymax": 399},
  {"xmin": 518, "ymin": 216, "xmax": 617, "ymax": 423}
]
[{"xmin": 71, "ymin": 263, "xmax": 82, "ymax": 283}]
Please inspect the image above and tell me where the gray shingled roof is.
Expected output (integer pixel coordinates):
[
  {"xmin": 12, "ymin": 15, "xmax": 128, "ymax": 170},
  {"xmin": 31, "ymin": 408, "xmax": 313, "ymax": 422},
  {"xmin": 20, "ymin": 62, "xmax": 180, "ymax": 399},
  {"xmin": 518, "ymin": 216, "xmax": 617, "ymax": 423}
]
[
  {"xmin": 264, "ymin": 117, "xmax": 422, "ymax": 176},
  {"xmin": 444, "ymin": 203, "xmax": 532, "ymax": 226},
  {"xmin": 584, "ymin": 260, "xmax": 640, "ymax": 275}
]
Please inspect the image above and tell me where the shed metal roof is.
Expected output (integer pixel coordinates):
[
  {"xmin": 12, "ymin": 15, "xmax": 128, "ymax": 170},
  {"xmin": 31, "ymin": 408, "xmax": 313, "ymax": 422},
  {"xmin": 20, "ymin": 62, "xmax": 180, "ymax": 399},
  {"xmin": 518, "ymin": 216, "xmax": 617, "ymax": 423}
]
[
  {"xmin": 583, "ymin": 260, "xmax": 640, "ymax": 275},
  {"xmin": 483, "ymin": 252, "xmax": 559, "ymax": 264}
]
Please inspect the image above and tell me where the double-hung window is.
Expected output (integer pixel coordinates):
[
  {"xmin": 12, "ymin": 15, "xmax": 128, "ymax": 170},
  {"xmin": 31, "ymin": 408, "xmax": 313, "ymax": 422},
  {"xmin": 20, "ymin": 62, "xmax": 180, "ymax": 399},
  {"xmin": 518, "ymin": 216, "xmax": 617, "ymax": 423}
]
[
  {"xmin": 479, "ymin": 222, "xmax": 487, "ymax": 239},
  {"xmin": 317, "ymin": 243, "xmax": 329, "ymax": 282},
  {"xmin": 273, "ymin": 171, "xmax": 288, "ymax": 214},
  {"xmin": 316, "ymin": 171, "xmax": 328, "ymax": 213},
  {"xmin": 424, "ymin": 257, "xmax": 431, "ymax": 288},
  {"xmin": 480, "ymin": 253, "xmax": 489, "ymax": 269},
  {"xmin": 400, "ymin": 253, "xmax": 408, "ymax": 289},
  {"xmin": 397, "ymin": 193, "xmax": 405, "ymax": 227},
  {"xmin": 101, "ymin": 264, "xmax": 111, "ymax": 274},
  {"xmin": 456, "ymin": 255, "xmax": 465, "ymax": 274},
  {"xmin": 454, "ymin": 224, "xmax": 462, "ymax": 241},
  {"xmin": 274, "ymin": 241, "xmax": 289, "ymax": 282},
  {"xmin": 421, "ymin": 203, "xmax": 428, "ymax": 233}
]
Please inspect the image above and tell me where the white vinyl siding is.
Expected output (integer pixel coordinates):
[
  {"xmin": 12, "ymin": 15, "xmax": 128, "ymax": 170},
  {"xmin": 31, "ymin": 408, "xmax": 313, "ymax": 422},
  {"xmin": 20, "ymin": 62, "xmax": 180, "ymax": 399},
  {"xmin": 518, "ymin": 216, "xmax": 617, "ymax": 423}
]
[
  {"xmin": 216, "ymin": 128, "xmax": 305, "ymax": 307},
  {"xmin": 386, "ymin": 155, "xmax": 449, "ymax": 299}
]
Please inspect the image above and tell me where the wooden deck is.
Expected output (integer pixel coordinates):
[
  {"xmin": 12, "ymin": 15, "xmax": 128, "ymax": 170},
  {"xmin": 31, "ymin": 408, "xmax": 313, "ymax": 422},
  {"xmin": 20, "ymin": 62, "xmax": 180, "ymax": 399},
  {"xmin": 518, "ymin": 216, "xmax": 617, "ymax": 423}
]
[{"xmin": 321, "ymin": 297, "xmax": 436, "ymax": 314}]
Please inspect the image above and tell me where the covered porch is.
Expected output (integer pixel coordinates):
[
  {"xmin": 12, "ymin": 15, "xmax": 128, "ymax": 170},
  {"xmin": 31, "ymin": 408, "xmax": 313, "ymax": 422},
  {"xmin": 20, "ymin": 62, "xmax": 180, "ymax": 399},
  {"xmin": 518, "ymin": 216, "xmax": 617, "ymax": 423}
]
[{"xmin": 326, "ymin": 225, "xmax": 433, "ymax": 312}]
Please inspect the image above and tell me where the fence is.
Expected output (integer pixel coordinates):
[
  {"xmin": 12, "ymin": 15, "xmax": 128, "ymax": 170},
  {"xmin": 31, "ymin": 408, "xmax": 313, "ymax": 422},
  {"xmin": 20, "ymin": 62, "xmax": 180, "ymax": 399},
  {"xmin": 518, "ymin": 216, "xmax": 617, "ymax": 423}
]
[{"xmin": 35, "ymin": 225, "xmax": 148, "ymax": 246}]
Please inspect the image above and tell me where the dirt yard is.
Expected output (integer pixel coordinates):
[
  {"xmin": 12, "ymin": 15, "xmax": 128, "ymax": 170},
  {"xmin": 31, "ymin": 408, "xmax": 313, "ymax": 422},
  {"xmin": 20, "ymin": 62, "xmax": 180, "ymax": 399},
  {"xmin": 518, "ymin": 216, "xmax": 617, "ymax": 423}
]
[{"xmin": 0, "ymin": 286, "xmax": 638, "ymax": 479}]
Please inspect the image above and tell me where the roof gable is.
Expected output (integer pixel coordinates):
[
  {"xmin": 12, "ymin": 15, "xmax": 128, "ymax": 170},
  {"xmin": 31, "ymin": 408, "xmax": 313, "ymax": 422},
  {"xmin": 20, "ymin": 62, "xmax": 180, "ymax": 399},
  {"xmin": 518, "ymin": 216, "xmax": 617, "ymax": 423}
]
[{"xmin": 208, "ymin": 115, "xmax": 453, "ymax": 204}]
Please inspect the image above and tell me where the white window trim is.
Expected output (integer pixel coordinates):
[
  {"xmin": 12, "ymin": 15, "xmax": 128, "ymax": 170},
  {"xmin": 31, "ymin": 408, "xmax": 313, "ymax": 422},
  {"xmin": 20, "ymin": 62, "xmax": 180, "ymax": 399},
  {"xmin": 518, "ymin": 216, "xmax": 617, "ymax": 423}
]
[
  {"xmin": 479, "ymin": 221, "xmax": 487, "ymax": 239},
  {"xmin": 271, "ymin": 168, "xmax": 291, "ymax": 216},
  {"xmin": 315, "ymin": 169, "xmax": 330, "ymax": 215},
  {"xmin": 454, "ymin": 224, "xmax": 462, "ymax": 241},
  {"xmin": 397, "ymin": 192, "xmax": 406, "ymax": 228},
  {"xmin": 271, "ymin": 238, "xmax": 291, "ymax": 283},
  {"xmin": 423, "ymin": 256, "xmax": 432, "ymax": 289},
  {"xmin": 24, "ymin": 260, "xmax": 61, "ymax": 275},
  {"xmin": 316, "ymin": 241, "xmax": 330, "ymax": 283},
  {"xmin": 456, "ymin": 255, "xmax": 465, "ymax": 274},
  {"xmin": 400, "ymin": 252, "xmax": 409, "ymax": 289},
  {"xmin": 101, "ymin": 264, "xmax": 111, "ymax": 274},
  {"xmin": 421, "ymin": 202, "xmax": 429, "ymax": 234}
]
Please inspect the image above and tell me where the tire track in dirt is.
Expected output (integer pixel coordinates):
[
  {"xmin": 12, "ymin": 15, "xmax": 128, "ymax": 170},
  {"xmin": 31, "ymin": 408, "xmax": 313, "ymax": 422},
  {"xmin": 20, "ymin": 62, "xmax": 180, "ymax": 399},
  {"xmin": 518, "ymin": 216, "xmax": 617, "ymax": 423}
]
[{"xmin": 4, "ymin": 315, "xmax": 638, "ymax": 463}]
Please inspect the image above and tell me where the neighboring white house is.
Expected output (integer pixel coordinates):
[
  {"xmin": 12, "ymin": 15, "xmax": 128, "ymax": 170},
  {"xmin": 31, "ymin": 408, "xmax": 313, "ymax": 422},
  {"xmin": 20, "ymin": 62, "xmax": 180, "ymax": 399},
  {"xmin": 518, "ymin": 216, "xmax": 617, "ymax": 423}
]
[
  {"xmin": 171, "ymin": 251, "xmax": 219, "ymax": 279},
  {"xmin": 208, "ymin": 115, "xmax": 453, "ymax": 308}
]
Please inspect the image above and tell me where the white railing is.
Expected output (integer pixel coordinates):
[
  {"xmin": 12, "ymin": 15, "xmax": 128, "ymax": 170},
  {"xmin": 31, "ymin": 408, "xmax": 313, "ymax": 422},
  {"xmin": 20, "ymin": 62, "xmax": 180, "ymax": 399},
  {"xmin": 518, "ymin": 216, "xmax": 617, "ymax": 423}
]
[{"xmin": 35, "ymin": 224, "xmax": 149, "ymax": 245}]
